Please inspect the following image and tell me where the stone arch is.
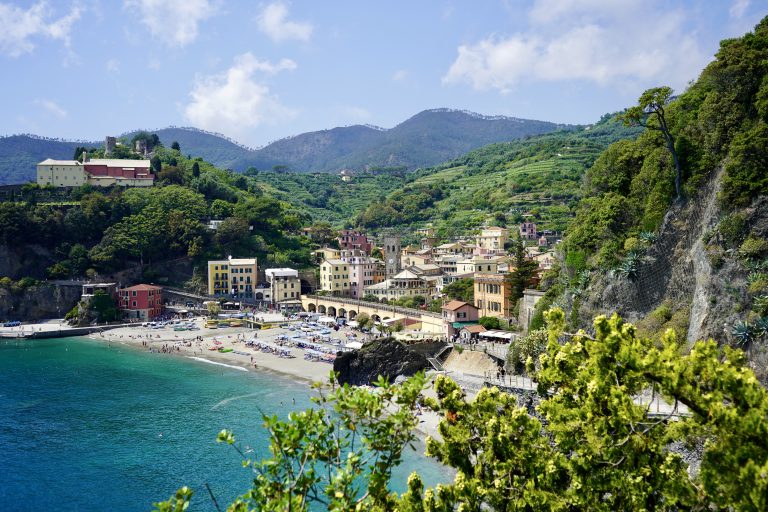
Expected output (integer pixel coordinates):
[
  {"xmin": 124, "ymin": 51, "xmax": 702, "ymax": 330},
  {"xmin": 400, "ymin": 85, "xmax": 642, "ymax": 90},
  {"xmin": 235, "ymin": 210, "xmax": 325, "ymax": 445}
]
[
  {"xmin": 348, "ymin": 310, "xmax": 357, "ymax": 319},
  {"xmin": 371, "ymin": 314, "xmax": 381, "ymax": 322},
  {"xmin": 383, "ymin": 316, "xmax": 391, "ymax": 321},
  {"xmin": 338, "ymin": 308, "xmax": 347, "ymax": 318},
  {"xmin": 380, "ymin": 297, "xmax": 389, "ymax": 303},
  {"xmin": 307, "ymin": 303, "xmax": 316, "ymax": 313},
  {"xmin": 318, "ymin": 305, "xmax": 327, "ymax": 314},
  {"xmin": 328, "ymin": 306, "xmax": 337, "ymax": 317},
  {"xmin": 255, "ymin": 292, "xmax": 263, "ymax": 300}
]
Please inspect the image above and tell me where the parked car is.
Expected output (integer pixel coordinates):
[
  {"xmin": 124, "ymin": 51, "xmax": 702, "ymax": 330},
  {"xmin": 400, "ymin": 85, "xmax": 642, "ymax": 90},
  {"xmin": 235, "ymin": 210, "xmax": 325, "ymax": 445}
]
[{"xmin": 3, "ymin": 321, "xmax": 21, "ymax": 327}]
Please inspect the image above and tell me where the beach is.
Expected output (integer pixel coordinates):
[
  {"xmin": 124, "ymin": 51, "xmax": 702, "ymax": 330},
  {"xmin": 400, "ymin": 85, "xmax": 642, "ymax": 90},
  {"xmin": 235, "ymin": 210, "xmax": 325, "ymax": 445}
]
[{"xmin": 5, "ymin": 316, "xmax": 447, "ymax": 439}]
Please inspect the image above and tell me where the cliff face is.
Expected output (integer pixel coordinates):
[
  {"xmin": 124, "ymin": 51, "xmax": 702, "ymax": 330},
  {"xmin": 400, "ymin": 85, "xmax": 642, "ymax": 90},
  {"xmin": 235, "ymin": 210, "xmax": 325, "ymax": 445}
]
[
  {"xmin": 0, "ymin": 244, "xmax": 54, "ymax": 280},
  {"xmin": 0, "ymin": 283, "xmax": 81, "ymax": 321},
  {"xmin": 333, "ymin": 338, "xmax": 429, "ymax": 386},
  {"xmin": 578, "ymin": 167, "xmax": 766, "ymax": 346}
]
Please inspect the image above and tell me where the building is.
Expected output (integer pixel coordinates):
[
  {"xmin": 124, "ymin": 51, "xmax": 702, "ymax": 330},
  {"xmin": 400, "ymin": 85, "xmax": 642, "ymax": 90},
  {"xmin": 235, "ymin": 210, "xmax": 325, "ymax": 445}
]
[
  {"xmin": 474, "ymin": 273, "xmax": 514, "ymax": 320},
  {"xmin": 118, "ymin": 284, "xmax": 163, "ymax": 320},
  {"xmin": 36, "ymin": 156, "xmax": 155, "ymax": 188},
  {"xmin": 337, "ymin": 230, "xmax": 372, "ymax": 253},
  {"xmin": 207, "ymin": 257, "xmax": 258, "ymax": 298},
  {"xmin": 519, "ymin": 221, "xmax": 538, "ymax": 240},
  {"xmin": 320, "ymin": 259, "xmax": 350, "ymax": 295},
  {"xmin": 81, "ymin": 282, "xmax": 117, "ymax": 300},
  {"xmin": 363, "ymin": 269, "xmax": 436, "ymax": 301},
  {"xmin": 476, "ymin": 227, "xmax": 509, "ymax": 252},
  {"xmin": 382, "ymin": 235, "xmax": 402, "ymax": 278},
  {"xmin": 534, "ymin": 251, "xmax": 556, "ymax": 270},
  {"xmin": 313, "ymin": 247, "xmax": 341, "ymax": 264},
  {"xmin": 457, "ymin": 257, "xmax": 499, "ymax": 275},
  {"xmin": 345, "ymin": 253, "xmax": 385, "ymax": 299},
  {"xmin": 442, "ymin": 300, "xmax": 479, "ymax": 339},
  {"xmin": 265, "ymin": 268, "xmax": 301, "ymax": 305}
]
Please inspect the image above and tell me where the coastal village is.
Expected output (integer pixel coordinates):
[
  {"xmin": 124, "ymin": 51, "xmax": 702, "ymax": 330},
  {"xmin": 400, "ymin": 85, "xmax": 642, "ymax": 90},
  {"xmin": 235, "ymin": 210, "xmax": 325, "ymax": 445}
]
[{"xmin": 5, "ymin": 139, "xmax": 558, "ymax": 350}]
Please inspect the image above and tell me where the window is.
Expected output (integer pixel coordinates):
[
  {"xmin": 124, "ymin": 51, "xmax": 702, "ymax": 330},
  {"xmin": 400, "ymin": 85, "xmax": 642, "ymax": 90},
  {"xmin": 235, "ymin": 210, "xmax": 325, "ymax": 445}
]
[
  {"xmin": 132, "ymin": 301, "xmax": 137, "ymax": 307},
  {"xmin": 132, "ymin": 291, "xmax": 137, "ymax": 297}
]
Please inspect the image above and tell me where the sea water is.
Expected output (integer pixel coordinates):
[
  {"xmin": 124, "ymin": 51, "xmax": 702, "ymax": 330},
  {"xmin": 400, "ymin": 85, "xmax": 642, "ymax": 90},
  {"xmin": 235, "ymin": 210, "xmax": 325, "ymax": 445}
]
[{"xmin": 0, "ymin": 337, "xmax": 451, "ymax": 511}]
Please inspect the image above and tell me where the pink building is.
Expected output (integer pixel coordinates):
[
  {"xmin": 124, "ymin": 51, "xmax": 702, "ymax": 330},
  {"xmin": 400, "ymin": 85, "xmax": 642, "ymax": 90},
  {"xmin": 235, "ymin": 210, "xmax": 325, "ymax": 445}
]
[
  {"xmin": 344, "ymin": 252, "xmax": 385, "ymax": 298},
  {"xmin": 442, "ymin": 300, "xmax": 479, "ymax": 340},
  {"xmin": 118, "ymin": 284, "xmax": 163, "ymax": 320},
  {"xmin": 338, "ymin": 230, "xmax": 372, "ymax": 254},
  {"xmin": 519, "ymin": 221, "xmax": 538, "ymax": 240}
]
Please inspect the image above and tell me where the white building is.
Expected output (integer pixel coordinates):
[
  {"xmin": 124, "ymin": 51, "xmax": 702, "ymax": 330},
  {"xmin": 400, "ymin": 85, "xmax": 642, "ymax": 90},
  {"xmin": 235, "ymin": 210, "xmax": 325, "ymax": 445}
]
[
  {"xmin": 265, "ymin": 268, "xmax": 301, "ymax": 303},
  {"xmin": 363, "ymin": 269, "xmax": 437, "ymax": 301}
]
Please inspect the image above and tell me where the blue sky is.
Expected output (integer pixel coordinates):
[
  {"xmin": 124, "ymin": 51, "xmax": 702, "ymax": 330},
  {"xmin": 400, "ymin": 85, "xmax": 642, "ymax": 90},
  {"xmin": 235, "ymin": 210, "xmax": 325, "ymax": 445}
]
[{"xmin": 0, "ymin": 0, "xmax": 764, "ymax": 147}]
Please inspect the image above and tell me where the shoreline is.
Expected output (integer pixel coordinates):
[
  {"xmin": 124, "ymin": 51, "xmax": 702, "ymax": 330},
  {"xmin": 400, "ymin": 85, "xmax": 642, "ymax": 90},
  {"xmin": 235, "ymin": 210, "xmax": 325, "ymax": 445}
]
[{"xmin": 4, "ymin": 317, "xmax": 446, "ymax": 439}]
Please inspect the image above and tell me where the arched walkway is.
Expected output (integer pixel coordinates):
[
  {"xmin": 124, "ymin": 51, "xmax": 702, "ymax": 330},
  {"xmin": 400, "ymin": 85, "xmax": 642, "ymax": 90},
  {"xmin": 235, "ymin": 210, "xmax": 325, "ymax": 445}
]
[
  {"xmin": 371, "ymin": 314, "xmax": 381, "ymax": 322},
  {"xmin": 348, "ymin": 310, "xmax": 357, "ymax": 319},
  {"xmin": 318, "ymin": 305, "xmax": 327, "ymax": 314},
  {"xmin": 255, "ymin": 292, "xmax": 263, "ymax": 300},
  {"xmin": 338, "ymin": 308, "xmax": 347, "ymax": 318},
  {"xmin": 308, "ymin": 303, "xmax": 316, "ymax": 313}
]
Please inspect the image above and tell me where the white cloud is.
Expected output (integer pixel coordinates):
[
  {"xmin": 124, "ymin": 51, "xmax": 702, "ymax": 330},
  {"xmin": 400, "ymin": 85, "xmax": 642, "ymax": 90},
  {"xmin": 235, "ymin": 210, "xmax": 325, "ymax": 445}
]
[
  {"xmin": 184, "ymin": 53, "xmax": 297, "ymax": 135},
  {"xmin": 444, "ymin": 0, "xmax": 708, "ymax": 93},
  {"xmin": 257, "ymin": 2, "xmax": 313, "ymax": 42},
  {"xmin": 392, "ymin": 69, "xmax": 409, "ymax": 82},
  {"xmin": 0, "ymin": 1, "xmax": 82, "ymax": 57},
  {"xmin": 125, "ymin": 0, "xmax": 216, "ymax": 47},
  {"xmin": 106, "ymin": 58, "xmax": 120, "ymax": 72},
  {"xmin": 729, "ymin": 0, "xmax": 750, "ymax": 19},
  {"xmin": 34, "ymin": 99, "xmax": 67, "ymax": 118}
]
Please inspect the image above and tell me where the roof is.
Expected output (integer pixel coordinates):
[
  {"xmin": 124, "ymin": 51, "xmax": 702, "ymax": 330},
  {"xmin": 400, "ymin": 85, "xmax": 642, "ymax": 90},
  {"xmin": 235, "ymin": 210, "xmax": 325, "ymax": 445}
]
[
  {"xmin": 265, "ymin": 268, "xmax": 298, "ymax": 277},
  {"xmin": 436, "ymin": 242, "xmax": 461, "ymax": 249},
  {"xmin": 461, "ymin": 324, "xmax": 487, "ymax": 334},
  {"xmin": 392, "ymin": 269, "xmax": 420, "ymax": 280},
  {"xmin": 452, "ymin": 321, "xmax": 479, "ymax": 328},
  {"xmin": 38, "ymin": 158, "xmax": 80, "ymax": 165},
  {"xmin": 229, "ymin": 257, "xmax": 257, "ymax": 265},
  {"xmin": 122, "ymin": 284, "xmax": 162, "ymax": 291},
  {"xmin": 86, "ymin": 158, "xmax": 151, "ymax": 167},
  {"xmin": 443, "ymin": 300, "xmax": 470, "ymax": 311},
  {"xmin": 323, "ymin": 259, "xmax": 347, "ymax": 265},
  {"xmin": 413, "ymin": 263, "xmax": 439, "ymax": 271}
]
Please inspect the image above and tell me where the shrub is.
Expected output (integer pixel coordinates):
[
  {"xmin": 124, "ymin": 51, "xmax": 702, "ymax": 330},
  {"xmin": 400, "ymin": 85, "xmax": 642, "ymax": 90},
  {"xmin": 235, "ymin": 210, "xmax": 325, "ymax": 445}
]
[
  {"xmin": 718, "ymin": 212, "xmax": 747, "ymax": 248},
  {"xmin": 740, "ymin": 236, "xmax": 768, "ymax": 260}
]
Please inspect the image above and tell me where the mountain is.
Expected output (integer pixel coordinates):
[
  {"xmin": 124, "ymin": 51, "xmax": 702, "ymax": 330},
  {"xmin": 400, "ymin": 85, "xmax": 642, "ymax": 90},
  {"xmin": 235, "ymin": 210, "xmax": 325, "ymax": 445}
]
[
  {"xmin": 0, "ymin": 109, "xmax": 568, "ymax": 185},
  {"xmin": 0, "ymin": 135, "xmax": 83, "ymax": 185}
]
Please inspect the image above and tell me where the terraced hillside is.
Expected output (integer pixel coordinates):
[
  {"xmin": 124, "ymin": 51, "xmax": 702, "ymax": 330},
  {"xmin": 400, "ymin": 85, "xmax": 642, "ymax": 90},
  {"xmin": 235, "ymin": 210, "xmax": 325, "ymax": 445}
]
[{"xmin": 355, "ymin": 117, "xmax": 641, "ymax": 239}]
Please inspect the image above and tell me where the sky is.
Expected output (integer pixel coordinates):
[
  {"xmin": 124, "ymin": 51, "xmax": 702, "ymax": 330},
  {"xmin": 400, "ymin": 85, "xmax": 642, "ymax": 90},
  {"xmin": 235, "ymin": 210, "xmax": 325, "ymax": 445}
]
[{"xmin": 0, "ymin": 0, "xmax": 764, "ymax": 148}]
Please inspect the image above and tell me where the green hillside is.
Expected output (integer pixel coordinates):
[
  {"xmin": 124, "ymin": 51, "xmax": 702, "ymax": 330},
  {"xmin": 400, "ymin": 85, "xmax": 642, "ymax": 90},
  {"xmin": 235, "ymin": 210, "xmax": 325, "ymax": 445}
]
[{"xmin": 354, "ymin": 117, "xmax": 641, "ymax": 238}]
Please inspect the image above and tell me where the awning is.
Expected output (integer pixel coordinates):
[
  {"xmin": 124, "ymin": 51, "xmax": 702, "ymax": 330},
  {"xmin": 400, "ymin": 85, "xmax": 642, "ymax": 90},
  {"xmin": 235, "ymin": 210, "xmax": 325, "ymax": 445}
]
[
  {"xmin": 478, "ymin": 330, "xmax": 515, "ymax": 340},
  {"xmin": 452, "ymin": 321, "xmax": 478, "ymax": 329}
]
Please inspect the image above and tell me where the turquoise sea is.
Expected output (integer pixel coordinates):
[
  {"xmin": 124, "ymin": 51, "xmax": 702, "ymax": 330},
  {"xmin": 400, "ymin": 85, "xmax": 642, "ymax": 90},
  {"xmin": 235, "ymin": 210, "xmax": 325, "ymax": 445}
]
[{"xmin": 0, "ymin": 337, "xmax": 451, "ymax": 511}]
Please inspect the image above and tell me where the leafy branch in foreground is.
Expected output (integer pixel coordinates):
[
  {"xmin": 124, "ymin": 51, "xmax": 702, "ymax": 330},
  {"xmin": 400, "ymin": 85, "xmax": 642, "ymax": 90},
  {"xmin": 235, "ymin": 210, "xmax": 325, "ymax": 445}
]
[{"xmin": 156, "ymin": 308, "xmax": 768, "ymax": 511}]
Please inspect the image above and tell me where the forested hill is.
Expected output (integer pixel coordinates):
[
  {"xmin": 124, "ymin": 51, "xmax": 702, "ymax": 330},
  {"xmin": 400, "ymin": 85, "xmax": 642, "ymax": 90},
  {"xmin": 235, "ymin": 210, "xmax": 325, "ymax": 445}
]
[
  {"xmin": 0, "ymin": 135, "xmax": 83, "ymax": 185},
  {"xmin": 0, "ymin": 109, "xmax": 567, "ymax": 185}
]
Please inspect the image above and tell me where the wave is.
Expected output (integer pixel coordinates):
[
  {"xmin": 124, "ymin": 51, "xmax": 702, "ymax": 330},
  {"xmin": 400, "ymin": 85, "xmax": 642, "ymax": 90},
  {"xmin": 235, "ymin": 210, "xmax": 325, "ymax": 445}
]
[
  {"xmin": 211, "ymin": 392, "xmax": 262, "ymax": 410},
  {"xmin": 187, "ymin": 357, "xmax": 248, "ymax": 372}
]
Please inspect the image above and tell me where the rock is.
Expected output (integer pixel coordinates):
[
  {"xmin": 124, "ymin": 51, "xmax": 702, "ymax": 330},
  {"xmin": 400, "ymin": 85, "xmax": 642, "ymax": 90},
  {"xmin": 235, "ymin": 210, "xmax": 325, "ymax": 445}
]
[{"xmin": 333, "ymin": 337, "xmax": 429, "ymax": 386}]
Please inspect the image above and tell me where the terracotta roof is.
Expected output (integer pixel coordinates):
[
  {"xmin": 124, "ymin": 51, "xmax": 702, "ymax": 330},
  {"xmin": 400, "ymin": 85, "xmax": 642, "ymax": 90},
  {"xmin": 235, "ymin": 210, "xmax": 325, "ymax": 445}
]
[
  {"xmin": 442, "ymin": 300, "xmax": 469, "ymax": 311},
  {"xmin": 461, "ymin": 324, "xmax": 487, "ymax": 334},
  {"xmin": 122, "ymin": 284, "xmax": 162, "ymax": 291}
]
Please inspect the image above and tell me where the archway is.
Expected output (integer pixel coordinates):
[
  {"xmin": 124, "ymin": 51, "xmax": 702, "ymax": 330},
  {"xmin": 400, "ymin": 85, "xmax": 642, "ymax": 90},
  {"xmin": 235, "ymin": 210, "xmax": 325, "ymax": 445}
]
[
  {"xmin": 255, "ymin": 292, "xmax": 263, "ymax": 300},
  {"xmin": 318, "ymin": 305, "xmax": 327, "ymax": 314},
  {"xmin": 380, "ymin": 297, "xmax": 389, "ymax": 303},
  {"xmin": 338, "ymin": 308, "xmax": 347, "ymax": 318},
  {"xmin": 328, "ymin": 306, "xmax": 337, "ymax": 317},
  {"xmin": 383, "ymin": 316, "xmax": 391, "ymax": 321},
  {"xmin": 308, "ymin": 303, "xmax": 316, "ymax": 313},
  {"xmin": 348, "ymin": 310, "xmax": 357, "ymax": 319},
  {"xmin": 371, "ymin": 314, "xmax": 381, "ymax": 322}
]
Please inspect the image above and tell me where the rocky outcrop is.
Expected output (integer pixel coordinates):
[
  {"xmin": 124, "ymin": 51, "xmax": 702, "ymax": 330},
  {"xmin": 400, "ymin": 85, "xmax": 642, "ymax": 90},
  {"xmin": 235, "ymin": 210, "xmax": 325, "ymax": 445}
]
[
  {"xmin": 0, "ymin": 282, "xmax": 81, "ymax": 321},
  {"xmin": 333, "ymin": 337, "xmax": 430, "ymax": 386},
  {"xmin": 0, "ymin": 244, "xmax": 55, "ymax": 280}
]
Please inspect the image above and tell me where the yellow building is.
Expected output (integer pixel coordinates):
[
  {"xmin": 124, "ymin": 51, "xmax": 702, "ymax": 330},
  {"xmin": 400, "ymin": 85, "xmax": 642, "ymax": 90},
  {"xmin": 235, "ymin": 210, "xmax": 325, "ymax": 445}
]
[
  {"xmin": 320, "ymin": 258, "xmax": 350, "ymax": 296},
  {"xmin": 36, "ymin": 159, "xmax": 87, "ymax": 187},
  {"xmin": 476, "ymin": 227, "xmax": 509, "ymax": 252},
  {"xmin": 473, "ymin": 273, "xmax": 514, "ymax": 319},
  {"xmin": 207, "ymin": 257, "xmax": 258, "ymax": 298}
]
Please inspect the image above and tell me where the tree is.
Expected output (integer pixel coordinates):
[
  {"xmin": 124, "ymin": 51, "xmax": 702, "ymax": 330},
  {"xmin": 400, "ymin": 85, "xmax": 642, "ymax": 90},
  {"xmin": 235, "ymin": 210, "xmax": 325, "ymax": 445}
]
[
  {"xmin": 206, "ymin": 301, "xmax": 220, "ymax": 318},
  {"xmin": 191, "ymin": 162, "xmax": 200, "ymax": 178},
  {"xmin": 157, "ymin": 166, "xmax": 184, "ymax": 185},
  {"xmin": 442, "ymin": 278, "xmax": 474, "ymax": 303},
  {"xmin": 477, "ymin": 316, "xmax": 500, "ymax": 330},
  {"xmin": 620, "ymin": 86, "xmax": 682, "ymax": 198},
  {"xmin": 506, "ymin": 236, "xmax": 539, "ymax": 306},
  {"xmin": 156, "ymin": 309, "xmax": 768, "ymax": 511},
  {"xmin": 150, "ymin": 156, "xmax": 162, "ymax": 174},
  {"xmin": 171, "ymin": 141, "xmax": 180, "ymax": 151},
  {"xmin": 355, "ymin": 312, "xmax": 371, "ymax": 330}
]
